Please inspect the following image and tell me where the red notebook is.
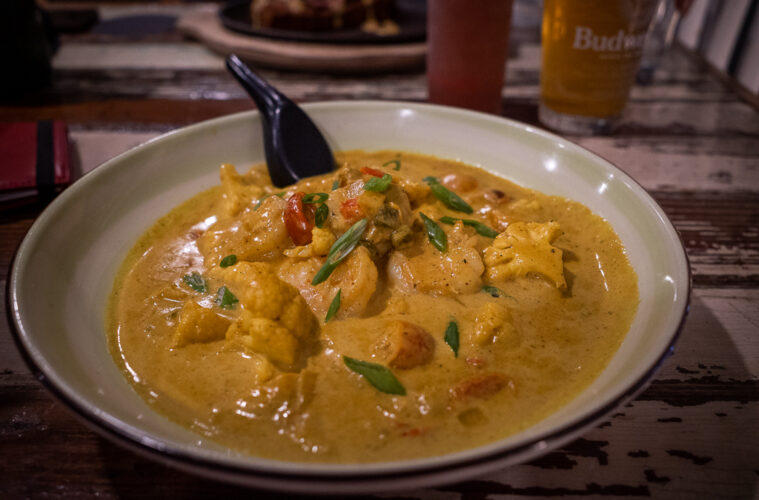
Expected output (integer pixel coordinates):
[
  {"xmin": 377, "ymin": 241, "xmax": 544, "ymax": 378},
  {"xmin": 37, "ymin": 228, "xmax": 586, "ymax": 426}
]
[{"xmin": 0, "ymin": 121, "xmax": 71, "ymax": 204}]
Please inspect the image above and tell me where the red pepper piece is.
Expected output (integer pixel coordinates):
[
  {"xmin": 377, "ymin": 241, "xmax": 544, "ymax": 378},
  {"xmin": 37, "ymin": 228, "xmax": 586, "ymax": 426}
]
[
  {"xmin": 340, "ymin": 197, "xmax": 363, "ymax": 221},
  {"xmin": 284, "ymin": 192, "xmax": 314, "ymax": 246},
  {"xmin": 360, "ymin": 166, "xmax": 385, "ymax": 178}
]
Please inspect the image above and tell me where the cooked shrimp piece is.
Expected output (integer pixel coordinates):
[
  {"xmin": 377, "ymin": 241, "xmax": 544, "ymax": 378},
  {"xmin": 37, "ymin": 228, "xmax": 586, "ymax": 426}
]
[
  {"xmin": 198, "ymin": 195, "xmax": 290, "ymax": 265},
  {"xmin": 219, "ymin": 163, "xmax": 267, "ymax": 216},
  {"xmin": 277, "ymin": 245, "xmax": 378, "ymax": 319},
  {"xmin": 388, "ymin": 223, "xmax": 484, "ymax": 296},
  {"xmin": 442, "ymin": 173, "xmax": 478, "ymax": 193}
]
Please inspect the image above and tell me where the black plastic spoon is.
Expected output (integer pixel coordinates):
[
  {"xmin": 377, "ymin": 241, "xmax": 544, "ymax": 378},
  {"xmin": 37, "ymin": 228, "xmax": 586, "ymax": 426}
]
[{"xmin": 226, "ymin": 54, "xmax": 334, "ymax": 187}]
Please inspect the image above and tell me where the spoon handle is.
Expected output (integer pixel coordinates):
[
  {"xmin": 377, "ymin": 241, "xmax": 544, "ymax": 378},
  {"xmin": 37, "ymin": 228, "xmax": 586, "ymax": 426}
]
[{"xmin": 226, "ymin": 54, "xmax": 287, "ymax": 121}]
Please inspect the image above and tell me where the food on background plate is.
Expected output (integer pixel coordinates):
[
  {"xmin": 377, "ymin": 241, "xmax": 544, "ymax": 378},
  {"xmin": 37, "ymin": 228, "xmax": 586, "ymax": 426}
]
[
  {"xmin": 250, "ymin": 0, "xmax": 397, "ymax": 33},
  {"xmin": 108, "ymin": 150, "xmax": 638, "ymax": 463}
]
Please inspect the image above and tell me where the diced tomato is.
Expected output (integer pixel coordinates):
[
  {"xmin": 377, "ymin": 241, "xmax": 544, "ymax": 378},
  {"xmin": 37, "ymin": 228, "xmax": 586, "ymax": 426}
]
[
  {"xmin": 284, "ymin": 192, "xmax": 313, "ymax": 246},
  {"xmin": 360, "ymin": 166, "xmax": 385, "ymax": 178},
  {"xmin": 401, "ymin": 427, "xmax": 428, "ymax": 437},
  {"xmin": 340, "ymin": 197, "xmax": 363, "ymax": 221},
  {"xmin": 449, "ymin": 372, "xmax": 510, "ymax": 402}
]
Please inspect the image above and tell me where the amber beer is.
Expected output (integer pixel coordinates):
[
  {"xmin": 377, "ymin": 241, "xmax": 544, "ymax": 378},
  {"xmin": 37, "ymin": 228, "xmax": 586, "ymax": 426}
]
[{"xmin": 539, "ymin": 0, "xmax": 658, "ymax": 133}]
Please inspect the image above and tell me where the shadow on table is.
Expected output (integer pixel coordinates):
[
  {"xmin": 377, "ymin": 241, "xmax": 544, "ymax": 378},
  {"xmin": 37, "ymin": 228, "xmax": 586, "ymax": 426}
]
[{"xmin": 434, "ymin": 292, "xmax": 759, "ymax": 497}]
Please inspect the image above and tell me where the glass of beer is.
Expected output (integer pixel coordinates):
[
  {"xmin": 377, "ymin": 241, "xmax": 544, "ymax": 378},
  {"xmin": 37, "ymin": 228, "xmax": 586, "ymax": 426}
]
[
  {"xmin": 539, "ymin": 0, "xmax": 659, "ymax": 134},
  {"xmin": 427, "ymin": 0, "xmax": 514, "ymax": 114}
]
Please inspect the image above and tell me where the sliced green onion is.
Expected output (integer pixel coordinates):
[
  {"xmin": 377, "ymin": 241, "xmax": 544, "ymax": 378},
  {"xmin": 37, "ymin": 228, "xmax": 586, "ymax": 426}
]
[
  {"xmin": 331, "ymin": 180, "xmax": 340, "ymax": 191},
  {"xmin": 303, "ymin": 192, "xmax": 329, "ymax": 204},
  {"xmin": 383, "ymin": 159, "xmax": 401, "ymax": 171},
  {"xmin": 482, "ymin": 285, "xmax": 514, "ymax": 300},
  {"xmin": 423, "ymin": 176, "xmax": 473, "ymax": 214},
  {"xmin": 464, "ymin": 220, "xmax": 499, "ymax": 238},
  {"xmin": 419, "ymin": 212, "xmax": 447, "ymax": 252},
  {"xmin": 182, "ymin": 272, "xmax": 207, "ymax": 293},
  {"xmin": 219, "ymin": 254, "xmax": 237, "ymax": 268},
  {"xmin": 438, "ymin": 216, "xmax": 498, "ymax": 238},
  {"xmin": 364, "ymin": 173, "xmax": 393, "ymax": 193},
  {"xmin": 215, "ymin": 286, "xmax": 238, "ymax": 309},
  {"xmin": 315, "ymin": 203, "xmax": 329, "ymax": 228},
  {"xmin": 312, "ymin": 218, "xmax": 368, "ymax": 285},
  {"xmin": 343, "ymin": 356, "xmax": 406, "ymax": 395},
  {"xmin": 325, "ymin": 289, "xmax": 341, "ymax": 322},
  {"xmin": 444, "ymin": 321, "xmax": 460, "ymax": 357}
]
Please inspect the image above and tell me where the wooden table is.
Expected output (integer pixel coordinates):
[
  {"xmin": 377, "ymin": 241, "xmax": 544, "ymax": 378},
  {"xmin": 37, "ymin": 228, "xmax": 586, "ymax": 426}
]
[{"xmin": 2, "ymin": 3, "xmax": 758, "ymax": 498}]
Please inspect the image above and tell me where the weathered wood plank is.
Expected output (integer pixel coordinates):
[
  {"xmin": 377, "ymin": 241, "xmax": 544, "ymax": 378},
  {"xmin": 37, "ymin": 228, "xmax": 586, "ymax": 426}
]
[
  {"xmin": 655, "ymin": 289, "xmax": 759, "ymax": 381},
  {"xmin": 438, "ymin": 399, "xmax": 758, "ymax": 499},
  {"xmin": 63, "ymin": 131, "xmax": 759, "ymax": 195},
  {"xmin": 8, "ymin": 94, "xmax": 755, "ymax": 140},
  {"xmin": 1, "ymin": 374, "xmax": 755, "ymax": 499},
  {"xmin": 53, "ymin": 42, "xmax": 225, "ymax": 71},
  {"xmin": 576, "ymin": 136, "xmax": 759, "ymax": 192},
  {"xmin": 44, "ymin": 67, "xmax": 746, "ymax": 108}
]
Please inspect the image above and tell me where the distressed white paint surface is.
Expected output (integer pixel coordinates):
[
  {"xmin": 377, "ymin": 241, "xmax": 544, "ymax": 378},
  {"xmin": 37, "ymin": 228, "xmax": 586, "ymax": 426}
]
[{"xmin": 53, "ymin": 43, "xmax": 225, "ymax": 71}]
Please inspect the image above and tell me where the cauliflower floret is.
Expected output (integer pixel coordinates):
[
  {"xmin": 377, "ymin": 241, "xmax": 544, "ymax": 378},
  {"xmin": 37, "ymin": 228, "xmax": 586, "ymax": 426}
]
[
  {"xmin": 226, "ymin": 315, "xmax": 301, "ymax": 367},
  {"xmin": 472, "ymin": 302, "xmax": 515, "ymax": 346},
  {"xmin": 483, "ymin": 221, "xmax": 566, "ymax": 290},
  {"xmin": 220, "ymin": 163, "xmax": 266, "ymax": 216},
  {"xmin": 219, "ymin": 262, "xmax": 318, "ymax": 369},
  {"xmin": 284, "ymin": 227, "xmax": 335, "ymax": 258},
  {"xmin": 172, "ymin": 300, "xmax": 231, "ymax": 347}
]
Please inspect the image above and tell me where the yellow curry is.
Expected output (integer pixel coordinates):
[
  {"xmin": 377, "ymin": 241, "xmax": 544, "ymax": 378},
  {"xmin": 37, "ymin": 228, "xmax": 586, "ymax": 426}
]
[{"xmin": 108, "ymin": 151, "xmax": 638, "ymax": 463}]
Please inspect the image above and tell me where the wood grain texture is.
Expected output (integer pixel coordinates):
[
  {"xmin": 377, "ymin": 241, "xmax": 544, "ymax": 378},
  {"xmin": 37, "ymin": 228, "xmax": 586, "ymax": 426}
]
[{"xmin": 1, "ymin": 3, "xmax": 758, "ymax": 498}]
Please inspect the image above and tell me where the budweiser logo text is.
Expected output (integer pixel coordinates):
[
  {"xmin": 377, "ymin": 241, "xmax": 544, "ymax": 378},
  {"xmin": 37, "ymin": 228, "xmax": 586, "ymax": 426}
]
[{"xmin": 572, "ymin": 26, "xmax": 647, "ymax": 51}]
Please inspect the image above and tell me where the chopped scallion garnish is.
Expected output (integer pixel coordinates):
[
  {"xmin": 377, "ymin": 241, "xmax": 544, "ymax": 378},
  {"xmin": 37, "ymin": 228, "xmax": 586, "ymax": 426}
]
[
  {"xmin": 182, "ymin": 272, "xmax": 207, "ymax": 293},
  {"xmin": 343, "ymin": 356, "xmax": 406, "ymax": 395},
  {"xmin": 423, "ymin": 176, "xmax": 473, "ymax": 214},
  {"xmin": 315, "ymin": 203, "xmax": 329, "ymax": 228},
  {"xmin": 312, "ymin": 218, "xmax": 368, "ymax": 285},
  {"xmin": 444, "ymin": 321, "xmax": 460, "ymax": 357},
  {"xmin": 419, "ymin": 212, "xmax": 447, "ymax": 252},
  {"xmin": 325, "ymin": 289, "xmax": 341, "ymax": 322},
  {"xmin": 364, "ymin": 173, "xmax": 392, "ymax": 193},
  {"xmin": 215, "ymin": 286, "xmax": 238, "ymax": 309},
  {"xmin": 302, "ymin": 192, "xmax": 329, "ymax": 204},
  {"xmin": 438, "ymin": 216, "xmax": 499, "ymax": 238},
  {"xmin": 219, "ymin": 254, "xmax": 237, "ymax": 268},
  {"xmin": 383, "ymin": 159, "xmax": 401, "ymax": 171}
]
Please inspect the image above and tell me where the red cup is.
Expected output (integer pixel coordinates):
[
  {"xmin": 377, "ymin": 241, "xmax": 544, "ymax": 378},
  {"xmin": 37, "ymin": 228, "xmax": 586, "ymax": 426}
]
[{"xmin": 426, "ymin": 0, "xmax": 514, "ymax": 114}]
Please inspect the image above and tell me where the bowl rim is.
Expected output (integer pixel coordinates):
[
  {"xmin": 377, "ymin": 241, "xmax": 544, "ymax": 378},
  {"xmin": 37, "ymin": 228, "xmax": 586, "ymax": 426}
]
[{"xmin": 6, "ymin": 100, "xmax": 692, "ymax": 488}]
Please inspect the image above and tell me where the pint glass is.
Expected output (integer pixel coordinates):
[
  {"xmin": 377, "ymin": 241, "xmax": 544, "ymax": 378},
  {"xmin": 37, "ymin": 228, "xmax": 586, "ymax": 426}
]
[
  {"xmin": 539, "ymin": 0, "xmax": 659, "ymax": 134},
  {"xmin": 427, "ymin": 0, "xmax": 513, "ymax": 114}
]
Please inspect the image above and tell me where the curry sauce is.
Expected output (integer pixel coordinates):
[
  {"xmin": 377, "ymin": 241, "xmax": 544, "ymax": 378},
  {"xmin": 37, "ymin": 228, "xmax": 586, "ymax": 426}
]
[{"xmin": 108, "ymin": 151, "xmax": 638, "ymax": 463}]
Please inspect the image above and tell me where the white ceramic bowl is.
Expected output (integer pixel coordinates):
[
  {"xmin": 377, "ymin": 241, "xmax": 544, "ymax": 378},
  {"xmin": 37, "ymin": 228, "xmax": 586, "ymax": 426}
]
[{"xmin": 8, "ymin": 101, "xmax": 690, "ymax": 493}]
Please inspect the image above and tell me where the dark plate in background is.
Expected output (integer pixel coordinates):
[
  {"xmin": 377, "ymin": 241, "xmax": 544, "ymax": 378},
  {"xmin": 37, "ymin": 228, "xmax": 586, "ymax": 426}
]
[{"xmin": 220, "ymin": 0, "xmax": 426, "ymax": 45}]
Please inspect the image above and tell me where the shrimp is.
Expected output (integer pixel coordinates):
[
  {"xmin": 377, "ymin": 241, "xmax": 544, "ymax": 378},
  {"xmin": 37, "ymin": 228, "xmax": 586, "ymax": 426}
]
[
  {"xmin": 277, "ymin": 246, "xmax": 378, "ymax": 319},
  {"xmin": 198, "ymin": 195, "xmax": 290, "ymax": 266},
  {"xmin": 388, "ymin": 223, "xmax": 484, "ymax": 296}
]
